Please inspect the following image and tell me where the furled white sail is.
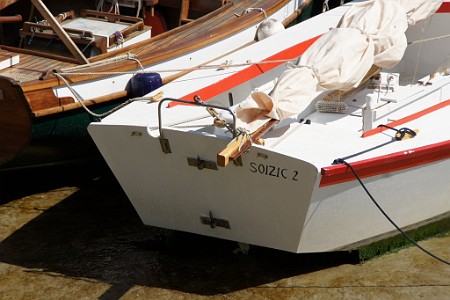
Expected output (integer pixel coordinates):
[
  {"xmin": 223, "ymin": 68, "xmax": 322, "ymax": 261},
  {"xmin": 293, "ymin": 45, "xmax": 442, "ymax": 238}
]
[
  {"xmin": 235, "ymin": 0, "xmax": 443, "ymax": 132},
  {"xmin": 396, "ymin": 0, "xmax": 443, "ymax": 24},
  {"xmin": 337, "ymin": 0, "xmax": 408, "ymax": 69}
]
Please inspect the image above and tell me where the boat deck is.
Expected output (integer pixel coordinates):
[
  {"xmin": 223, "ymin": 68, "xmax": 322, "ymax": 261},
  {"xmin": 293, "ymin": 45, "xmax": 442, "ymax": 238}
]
[{"xmin": 0, "ymin": 49, "xmax": 74, "ymax": 82}]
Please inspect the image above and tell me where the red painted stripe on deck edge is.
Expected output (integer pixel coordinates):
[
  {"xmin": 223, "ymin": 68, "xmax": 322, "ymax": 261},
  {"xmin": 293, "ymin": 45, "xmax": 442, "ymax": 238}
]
[
  {"xmin": 320, "ymin": 140, "xmax": 450, "ymax": 187},
  {"xmin": 168, "ymin": 35, "xmax": 320, "ymax": 107},
  {"xmin": 362, "ymin": 99, "xmax": 450, "ymax": 138},
  {"xmin": 437, "ymin": 2, "xmax": 450, "ymax": 13}
]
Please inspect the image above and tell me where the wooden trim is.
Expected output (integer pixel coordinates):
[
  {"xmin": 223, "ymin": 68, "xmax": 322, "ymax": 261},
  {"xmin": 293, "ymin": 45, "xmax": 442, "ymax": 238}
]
[
  {"xmin": 281, "ymin": 0, "xmax": 314, "ymax": 27},
  {"xmin": 33, "ymin": 90, "xmax": 129, "ymax": 117},
  {"xmin": 0, "ymin": 15, "xmax": 22, "ymax": 23},
  {"xmin": 179, "ymin": 0, "xmax": 191, "ymax": 25},
  {"xmin": 0, "ymin": 45, "xmax": 80, "ymax": 64},
  {"xmin": 217, "ymin": 119, "xmax": 278, "ymax": 167}
]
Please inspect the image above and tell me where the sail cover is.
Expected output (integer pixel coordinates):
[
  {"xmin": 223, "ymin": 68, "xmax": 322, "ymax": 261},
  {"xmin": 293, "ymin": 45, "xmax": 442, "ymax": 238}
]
[{"xmin": 235, "ymin": 0, "xmax": 443, "ymax": 132}]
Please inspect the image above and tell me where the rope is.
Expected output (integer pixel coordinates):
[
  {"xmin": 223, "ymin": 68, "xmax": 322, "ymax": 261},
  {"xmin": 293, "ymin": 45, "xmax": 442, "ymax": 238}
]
[
  {"xmin": 53, "ymin": 73, "xmax": 152, "ymax": 119},
  {"xmin": 408, "ymin": 33, "xmax": 450, "ymax": 45},
  {"xmin": 148, "ymin": 114, "xmax": 215, "ymax": 131},
  {"xmin": 59, "ymin": 53, "xmax": 141, "ymax": 72},
  {"xmin": 412, "ymin": 18, "xmax": 432, "ymax": 83},
  {"xmin": 52, "ymin": 57, "xmax": 293, "ymax": 120},
  {"xmin": 234, "ymin": 8, "xmax": 267, "ymax": 19},
  {"xmin": 377, "ymin": 125, "xmax": 417, "ymax": 140},
  {"xmin": 237, "ymin": 129, "xmax": 253, "ymax": 152},
  {"xmin": 335, "ymin": 158, "xmax": 450, "ymax": 266},
  {"xmin": 323, "ymin": 0, "xmax": 330, "ymax": 12},
  {"xmin": 171, "ymin": 124, "xmax": 214, "ymax": 129},
  {"xmin": 55, "ymin": 58, "xmax": 295, "ymax": 77},
  {"xmin": 332, "ymin": 125, "xmax": 416, "ymax": 165}
]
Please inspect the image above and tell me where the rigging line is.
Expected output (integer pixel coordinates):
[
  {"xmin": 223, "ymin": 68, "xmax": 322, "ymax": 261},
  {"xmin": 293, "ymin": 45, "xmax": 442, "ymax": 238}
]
[
  {"xmin": 54, "ymin": 59, "xmax": 295, "ymax": 76},
  {"xmin": 332, "ymin": 126, "xmax": 417, "ymax": 164},
  {"xmin": 53, "ymin": 73, "xmax": 148, "ymax": 119},
  {"xmin": 334, "ymin": 158, "xmax": 450, "ymax": 266},
  {"xmin": 59, "ymin": 53, "xmax": 140, "ymax": 72},
  {"xmin": 408, "ymin": 33, "xmax": 450, "ymax": 44},
  {"xmin": 332, "ymin": 140, "xmax": 395, "ymax": 165},
  {"xmin": 412, "ymin": 17, "xmax": 434, "ymax": 84}
]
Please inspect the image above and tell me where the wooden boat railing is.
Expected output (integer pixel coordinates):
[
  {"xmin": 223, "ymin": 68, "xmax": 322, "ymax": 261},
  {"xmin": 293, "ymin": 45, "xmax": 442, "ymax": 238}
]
[{"xmin": 20, "ymin": 9, "xmax": 147, "ymax": 55}]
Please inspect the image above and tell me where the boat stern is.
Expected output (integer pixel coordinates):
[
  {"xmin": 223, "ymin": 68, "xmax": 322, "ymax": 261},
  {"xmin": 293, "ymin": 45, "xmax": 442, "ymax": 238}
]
[{"xmin": 88, "ymin": 118, "xmax": 320, "ymax": 253}]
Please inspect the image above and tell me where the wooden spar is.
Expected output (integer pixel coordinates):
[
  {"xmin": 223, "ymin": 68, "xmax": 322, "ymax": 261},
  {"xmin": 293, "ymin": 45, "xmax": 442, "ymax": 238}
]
[
  {"xmin": 281, "ymin": 0, "xmax": 314, "ymax": 27},
  {"xmin": 217, "ymin": 119, "xmax": 278, "ymax": 167},
  {"xmin": 323, "ymin": 65, "xmax": 382, "ymax": 101},
  {"xmin": 30, "ymin": 0, "xmax": 89, "ymax": 64},
  {"xmin": 0, "ymin": 15, "xmax": 22, "ymax": 23}
]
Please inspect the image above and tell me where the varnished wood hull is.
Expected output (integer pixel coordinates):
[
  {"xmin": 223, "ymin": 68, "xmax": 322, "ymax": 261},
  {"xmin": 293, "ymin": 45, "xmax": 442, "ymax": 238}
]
[{"xmin": 0, "ymin": 77, "xmax": 32, "ymax": 164}]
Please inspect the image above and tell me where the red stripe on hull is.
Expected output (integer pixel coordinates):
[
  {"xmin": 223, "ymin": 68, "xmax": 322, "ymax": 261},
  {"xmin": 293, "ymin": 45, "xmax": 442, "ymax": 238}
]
[
  {"xmin": 321, "ymin": 98, "xmax": 450, "ymax": 187},
  {"xmin": 320, "ymin": 140, "xmax": 450, "ymax": 187}
]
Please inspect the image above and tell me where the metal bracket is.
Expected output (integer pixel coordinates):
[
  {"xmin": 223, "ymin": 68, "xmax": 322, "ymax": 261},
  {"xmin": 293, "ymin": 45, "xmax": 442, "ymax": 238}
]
[
  {"xmin": 200, "ymin": 211, "xmax": 230, "ymax": 229},
  {"xmin": 187, "ymin": 156, "xmax": 218, "ymax": 170},
  {"xmin": 156, "ymin": 97, "xmax": 238, "ymax": 154},
  {"xmin": 159, "ymin": 138, "xmax": 171, "ymax": 154}
]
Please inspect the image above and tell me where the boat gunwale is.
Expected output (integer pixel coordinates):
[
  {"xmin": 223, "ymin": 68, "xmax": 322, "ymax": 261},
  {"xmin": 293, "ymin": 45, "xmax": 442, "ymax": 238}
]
[{"xmin": 320, "ymin": 99, "xmax": 450, "ymax": 187}]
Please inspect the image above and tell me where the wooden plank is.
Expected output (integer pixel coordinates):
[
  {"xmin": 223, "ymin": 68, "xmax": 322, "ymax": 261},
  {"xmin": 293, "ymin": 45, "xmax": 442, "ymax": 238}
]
[
  {"xmin": 179, "ymin": 0, "xmax": 191, "ymax": 25},
  {"xmin": 217, "ymin": 119, "xmax": 278, "ymax": 167}
]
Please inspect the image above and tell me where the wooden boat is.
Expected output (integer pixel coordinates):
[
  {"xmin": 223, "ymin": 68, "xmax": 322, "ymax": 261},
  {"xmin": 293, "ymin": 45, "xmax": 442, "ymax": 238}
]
[
  {"xmin": 0, "ymin": 0, "xmax": 314, "ymax": 166},
  {"xmin": 88, "ymin": 0, "xmax": 450, "ymax": 254}
]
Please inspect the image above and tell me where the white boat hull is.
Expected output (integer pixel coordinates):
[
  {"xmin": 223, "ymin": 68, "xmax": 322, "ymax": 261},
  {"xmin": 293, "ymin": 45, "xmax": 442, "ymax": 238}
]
[{"xmin": 89, "ymin": 1, "xmax": 450, "ymax": 253}]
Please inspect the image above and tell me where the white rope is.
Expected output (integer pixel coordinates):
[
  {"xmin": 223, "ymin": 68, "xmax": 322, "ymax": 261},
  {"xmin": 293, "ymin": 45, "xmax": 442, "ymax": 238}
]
[
  {"xmin": 148, "ymin": 114, "xmax": 214, "ymax": 131},
  {"xmin": 53, "ymin": 72, "xmax": 152, "ymax": 118},
  {"xmin": 323, "ymin": 0, "xmax": 345, "ymax": 12},
  {"xmin": 412, "ymin": 18, "xmax": 434, "ymax": 84},
  {"xmin": 237, "ymin": 128, "xmax": 253, "ymax": 152},
  {"xmin": 56, "ymin": 58, "xmax": 295, "ymax": 77},
  {"xmin": 235, "ymin": 8, "xmax": 267, "ymax": 19},
  {"xmin": 323, "ymin": 0, "xmax": 330, "ymax": 12},
  {"xmin": 408, "ymin": 33, "xmax": 450, "ymax": 45},
  {"xmin": 60, "ymin": 53, "xmax": 140, "ymax": 72}
]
